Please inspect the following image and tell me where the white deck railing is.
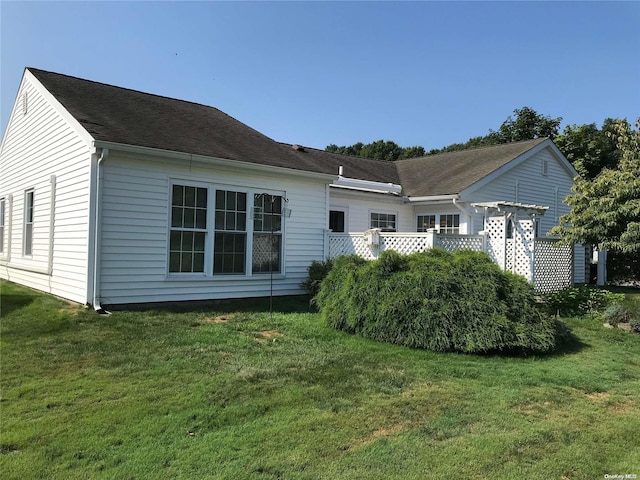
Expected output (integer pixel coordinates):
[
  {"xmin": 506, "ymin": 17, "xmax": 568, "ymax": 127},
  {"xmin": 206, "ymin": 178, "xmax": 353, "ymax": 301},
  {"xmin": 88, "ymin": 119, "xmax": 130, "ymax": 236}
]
[
  {"xmin": 327, "ymin": 230, "xmax": 573, "ymax": 293},
  {"xmin": 328, "ymin": 231, "xmax": 485, "ymax": 260}
]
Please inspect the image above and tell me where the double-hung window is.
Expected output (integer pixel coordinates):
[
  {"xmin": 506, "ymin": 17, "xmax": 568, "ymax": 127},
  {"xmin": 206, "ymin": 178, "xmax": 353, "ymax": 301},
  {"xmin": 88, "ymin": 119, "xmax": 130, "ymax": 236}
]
[
  {"xmin": 0, "ymin": 198, "xmax": 5, "ymax": 254},
  {"xmin": 252, "ymin": 193, "xmax": 282, "ymax": 273},
  {"xmin": 417, "ymin": 214, "xmax": 436, "ymax": 232},
  {"xmin": 439, "ymin": 214, "xmax": 460, "ymax": 234},
  {"xmin": 214, "ymin": 190, "xmax": 247, "ymax": 274},
  {"xmin": 169, "ymin": 185, "xmax": 208, "ymax": 273},
  {"xmin": 370, "ymin": 212, "xmax": 396, "ymax": 232},
  {"xmin": 24, "ymin": 190, "xmax": 34, "ymax": 256}
]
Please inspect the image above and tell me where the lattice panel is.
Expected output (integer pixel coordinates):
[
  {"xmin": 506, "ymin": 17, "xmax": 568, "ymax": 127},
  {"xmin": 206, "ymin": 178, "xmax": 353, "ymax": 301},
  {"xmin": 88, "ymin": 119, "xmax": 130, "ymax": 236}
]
[
  {"xmin": 512, "ymin": 219, "xmax": 535, "ymax": 281},
  {"xmin": 436, "ymin": 234, "xmax": 484, "ymax": 253},
  {"xmin": 328, "ymin": 234, "xmax": 376, "ymax": 259},
  {"xmin": 485, "ymin": 216, "xmax": 506, "ymax": 269},
  {"xmin": 380, "ymin": 234, "xmax": 432, "ymax": 255},
  {"xmin": 534, "ymin": 239, "xmax": 573, "ymax": 293}
]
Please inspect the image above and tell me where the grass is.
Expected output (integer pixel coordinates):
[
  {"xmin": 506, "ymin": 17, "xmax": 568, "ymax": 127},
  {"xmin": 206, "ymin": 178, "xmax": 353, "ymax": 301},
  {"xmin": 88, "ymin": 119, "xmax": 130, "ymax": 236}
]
[{"xmin": 1, "ymin": 280, "xmax": 639, "ymax": 479}]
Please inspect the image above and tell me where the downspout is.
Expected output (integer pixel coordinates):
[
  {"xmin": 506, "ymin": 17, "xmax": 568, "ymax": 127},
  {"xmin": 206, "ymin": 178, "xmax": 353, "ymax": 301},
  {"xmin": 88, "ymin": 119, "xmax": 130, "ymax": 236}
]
[
  {"xmin": 92, "ymin": 148, "xmax": 110, "ymax": 315},
  {"xmin": 48, "ymin": 175, "xmax": 56, "ymax": 275},
  {"xmin": 452, "ymin": 198, "xmax": 473, "ymax": 233}
]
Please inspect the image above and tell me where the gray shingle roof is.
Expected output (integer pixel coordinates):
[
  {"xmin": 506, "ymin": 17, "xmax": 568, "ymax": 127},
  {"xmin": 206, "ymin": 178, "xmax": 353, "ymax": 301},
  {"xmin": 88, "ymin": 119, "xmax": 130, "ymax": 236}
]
[
  {"xmin": 27, "ymin": 68, "xmax": 551, "ymax": 196},
  {"xmin": 28, "ymin": 68, "xmax": 333, "ymax": 176},
  {"xmin": 395, "ymin": 138, "xmax": 548, "ymax": 196}
]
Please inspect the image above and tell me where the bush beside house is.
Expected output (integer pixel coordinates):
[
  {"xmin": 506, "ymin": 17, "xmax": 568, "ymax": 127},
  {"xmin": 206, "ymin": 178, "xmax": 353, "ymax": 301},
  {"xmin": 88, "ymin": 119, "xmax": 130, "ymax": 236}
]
[{"xmin": 315, "ymin": 249, "xmax": 564, "ymax": 354}]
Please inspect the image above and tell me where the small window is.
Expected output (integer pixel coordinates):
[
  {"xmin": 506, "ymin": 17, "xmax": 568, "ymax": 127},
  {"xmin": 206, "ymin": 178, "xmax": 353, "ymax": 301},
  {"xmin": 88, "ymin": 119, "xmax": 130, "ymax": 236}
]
[
  {"xmin": 417, "ymin": 214, "xmax": 436, "ymax": 232},
  {"xmin": 24, "ymin": 190, "xmax": 34, "ymax": 256},
  {"xmin": 0, "ymin": 198, "xmax": 5, "ymax": 254},
  {"xmin": 169, "ymin": 184, "xmax": 208, "ymax": 273},
  {"xmin": 439, "ymin": 214, "xmax": 460, "ymax": 234},
  {"xmin": 329, "ymin": 210, "xmax": 345, "ymax": 233},
  {"xmin": 370, "ymin": 212, "xmax": 396, "ymax": 232},
  {"xmin": 252, "ymin": 193, "xmax": 282, "ymax": 274}
]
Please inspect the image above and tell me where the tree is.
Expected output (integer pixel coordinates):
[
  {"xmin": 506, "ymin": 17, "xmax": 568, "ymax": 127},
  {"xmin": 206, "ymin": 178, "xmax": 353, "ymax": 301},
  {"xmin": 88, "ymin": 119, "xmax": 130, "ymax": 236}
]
[
  {"xmin": 554, "ymin": 119, "xmax": 621, "ymax": 179},
  {"xmin": 550, "ymin": 118, "xmax": 640, "ymax": 254},
  {"xmin": 326, "ymin": 139, "xmax": 424, "ymax": 161},
  {"xmin": 427, "ymin": 106, "xmax": 562, "ymax": 154},
  {"xmin": 487, "ymin": 106, "xmax": 562, "ymax": 143}
]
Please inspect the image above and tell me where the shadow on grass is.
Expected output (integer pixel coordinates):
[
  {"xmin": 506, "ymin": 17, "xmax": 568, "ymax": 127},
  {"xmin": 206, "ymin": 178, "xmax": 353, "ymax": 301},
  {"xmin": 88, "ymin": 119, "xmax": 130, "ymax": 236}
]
[
  {"xmin": 0, "ymin": 294, "xmax": 36, "ymax": 318},
  {"xmin": 105, "ymin": 294, "xmax": 315, "ymax": 315}
]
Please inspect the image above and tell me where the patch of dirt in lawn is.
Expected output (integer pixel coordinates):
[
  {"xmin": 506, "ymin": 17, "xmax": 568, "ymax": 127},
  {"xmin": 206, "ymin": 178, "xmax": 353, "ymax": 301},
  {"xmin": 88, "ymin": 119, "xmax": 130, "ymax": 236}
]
[
  {"xmin": 253, "ymin": 330, "xmax": 282, "ymax": 343},
  {"xmin": 585, "ymin": 392, "xmax": 610, "ymax": 402},
  {"xmin": 354, "ymin": 424, "xmax": 405, "ymax": 448},
  {"xmin": 514, "ymin": 401, "xmax": 553, "ymax": 417},
  {"xmin": 202, "ymin": 314, "xmax": 234, "ymax": 324}
]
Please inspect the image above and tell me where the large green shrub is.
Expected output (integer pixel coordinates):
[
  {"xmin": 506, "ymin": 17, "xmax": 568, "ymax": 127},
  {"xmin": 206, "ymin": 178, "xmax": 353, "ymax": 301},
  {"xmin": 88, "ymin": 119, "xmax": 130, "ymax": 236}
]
[
  {"xmin": 315, "ymin": 249, "xmax": 563, "ymax": 354},
  {"xmin": 300, "ymin": 259, "xmax": 334, "ymax": 299}
]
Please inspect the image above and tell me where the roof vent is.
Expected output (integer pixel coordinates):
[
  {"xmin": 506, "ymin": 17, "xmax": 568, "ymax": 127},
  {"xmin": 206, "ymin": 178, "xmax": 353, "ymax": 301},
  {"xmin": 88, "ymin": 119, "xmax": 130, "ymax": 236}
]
[{"xmin": 292, "ymin": 144, "xmax": 306, "ymax": 152}]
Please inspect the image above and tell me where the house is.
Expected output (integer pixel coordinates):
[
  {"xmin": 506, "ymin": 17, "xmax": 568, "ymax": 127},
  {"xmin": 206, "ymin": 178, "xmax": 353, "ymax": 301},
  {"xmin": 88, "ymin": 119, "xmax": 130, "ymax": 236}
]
[{"xmin": 0, "ymin": 68, "xmax": 583, "ymax": 308}]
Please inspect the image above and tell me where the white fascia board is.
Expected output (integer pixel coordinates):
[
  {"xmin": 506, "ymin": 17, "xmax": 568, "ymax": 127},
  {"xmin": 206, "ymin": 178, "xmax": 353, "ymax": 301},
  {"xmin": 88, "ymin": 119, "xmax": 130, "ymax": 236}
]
[
  {"xmin": 331, "ymin": 176, "xmax": 403, "ymax": 195},
  {"xmin": 93, "ymin": 140, "xmax": 337, "ymax": 183},
  {"xmin": 24, "ymin": 69, "xmax": 95, "ymax": 147}
]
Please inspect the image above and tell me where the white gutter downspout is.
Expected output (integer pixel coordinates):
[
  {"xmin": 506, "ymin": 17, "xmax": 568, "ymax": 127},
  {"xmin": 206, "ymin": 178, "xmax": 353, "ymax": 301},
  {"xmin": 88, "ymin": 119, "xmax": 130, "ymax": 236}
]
[
  {"xmin": 452, "ymin": 198, "xmax": 474, "ymax": 234},
  {"xmin": 92, "ymin": 148, "xmax": 110, "ymax": 315}
]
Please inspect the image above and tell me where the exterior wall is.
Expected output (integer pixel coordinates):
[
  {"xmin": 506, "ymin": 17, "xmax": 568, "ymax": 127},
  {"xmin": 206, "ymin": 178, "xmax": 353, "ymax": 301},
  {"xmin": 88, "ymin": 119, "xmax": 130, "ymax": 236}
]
[
  {"xmin": 97, "ymin": 152, "xmax": 330, "ymax": 304},
  {"xmin": 462, "ymin": 147, "xmax": 575, "ymax": 238},
  {"xmin": 0, "ymin": 74, "xmax": 92, "ymax": 303},
  {"xmin": 329, "ymin": 189, "xmax": 413, "ymax": 232}
]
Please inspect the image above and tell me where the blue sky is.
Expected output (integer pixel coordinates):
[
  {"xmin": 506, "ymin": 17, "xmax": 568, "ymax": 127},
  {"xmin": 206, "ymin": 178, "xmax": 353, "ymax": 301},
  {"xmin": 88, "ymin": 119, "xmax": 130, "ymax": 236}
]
[{"xmin": 1, "ymin": 1, "xmax": 638, "ymax": 151}]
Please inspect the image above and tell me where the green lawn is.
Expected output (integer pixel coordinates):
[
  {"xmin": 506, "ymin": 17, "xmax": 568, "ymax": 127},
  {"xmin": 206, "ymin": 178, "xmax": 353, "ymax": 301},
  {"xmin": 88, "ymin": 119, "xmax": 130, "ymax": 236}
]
[{"xmin": 1, "ymin": 280, "xmax": 639, "ymax": 479}]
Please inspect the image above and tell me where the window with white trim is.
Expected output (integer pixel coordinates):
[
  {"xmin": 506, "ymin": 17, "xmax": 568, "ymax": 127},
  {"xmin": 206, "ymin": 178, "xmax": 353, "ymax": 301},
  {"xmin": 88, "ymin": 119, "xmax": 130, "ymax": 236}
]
[
  {"xmin": 417, "ymin": 214, "xmax": 436, "ymax": 232},
  {"xmin": 0, "ymin": 198, "xmax": 5, "ymax": 254},
  {"xmin": 252, "ymin": 193, "xmax": 282, "ymax": 273},
  {"xmin": 168, "ymin": 183, "xmax": 286, "ymax": 276},
  {"xmin": 169, "ymin": 185, "xmax": 208, "ymax": 273},
  {"xmin": 370, "ymin": 212, "xmax": 396, "ymax": 232},
  {"xmin": 214, "ymin": 190, "xmax": 247, "ymax": 274},
  {"xmin": 439, "ymin": 214, "xmax": 460, "ymax": 234},
  {"xmin": 24, "ymin": 190, "xmax": 34, "ymax": 256}
]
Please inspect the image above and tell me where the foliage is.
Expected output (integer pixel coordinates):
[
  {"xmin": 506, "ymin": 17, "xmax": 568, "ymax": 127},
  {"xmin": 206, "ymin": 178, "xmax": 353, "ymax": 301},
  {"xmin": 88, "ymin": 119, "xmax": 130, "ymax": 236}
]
[
  {"xmin": 630, "ymin": 319, "xmax": 640, "ymax": 333},
  {"xmin": 541, "ymin": 286, "xmax": 624, "ymax": 317},
  {"xmin": 554, "ymin": 118, "xmax": 621, "ymax": 179},
  {"xmin": 325, "ymin": 139, "xmax": 425, "ymax": 161},
  {"xmin": 428, "ymin": 106, "xmax": 562, "ymax": 154},
  {"xmin": 487, "ymin": 106, "xmax": 562, "ymax": 144},
  {"xmin": 326, "ymin": 106, "xmax": 561, "ymax": 159},
  {"xmin": 604, "ymin": 304, "xmax": 634, "ymax": 326},
  {"xmin": 2, "ymin": 281, "xmax": 640, "ymax": 479},
  {"xmin": 315, "ymin": 249, "xmax": 563, "ymax": 354},
  {"xmin": 551, "ymin": 118, "xmax": 640, "ymax": 254},
  {"xmin": 608, "ymin": 249, "xmax": 640, "ymax": 283},
  {"xmin": 300, "ymin": 258, "xmax": 334, "ymax": 299}
]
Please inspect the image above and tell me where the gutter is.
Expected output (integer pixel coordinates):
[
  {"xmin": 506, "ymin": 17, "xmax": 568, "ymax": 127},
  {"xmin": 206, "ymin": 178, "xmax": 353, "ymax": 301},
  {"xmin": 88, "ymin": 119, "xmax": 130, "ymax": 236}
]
[
  {"xmin": 92, "ymin": 148, "xmax": 110, "ymax": 315},
  {"xmin": 332, "ymin": 174, "xmax": 402, "ymax": 196},
  {"xmin": 93, "ymin": 140, "xmax": 337, "ymax": 183},
  {"xmin": 403, "ymin": 194, "xmax": 459, "ymax": 203}
]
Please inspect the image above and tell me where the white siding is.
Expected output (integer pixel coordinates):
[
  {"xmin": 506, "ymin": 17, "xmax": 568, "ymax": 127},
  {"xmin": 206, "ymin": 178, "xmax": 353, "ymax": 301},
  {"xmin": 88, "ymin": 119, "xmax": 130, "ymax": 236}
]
[
  {"xmin": 0, "ymin": 75, "xmax": 92, "ymax": 303},
  {"xmin": 463, "ymin": 148, "xmax": 575, "ymax": 238},
  {"xmin": 97, "ymin": 153, "xmax": 330, "ymax": 304},
  {"xmin": 330, "ymin": 189, "xmax": 413, "ymax": 232}
]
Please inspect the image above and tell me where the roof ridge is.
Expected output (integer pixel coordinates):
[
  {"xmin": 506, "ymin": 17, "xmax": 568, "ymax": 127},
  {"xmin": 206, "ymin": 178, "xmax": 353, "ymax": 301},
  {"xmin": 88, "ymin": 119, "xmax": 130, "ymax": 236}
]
[{"xmin": 396, "ymin": 136, "xmax": 549, "ymax": 164}]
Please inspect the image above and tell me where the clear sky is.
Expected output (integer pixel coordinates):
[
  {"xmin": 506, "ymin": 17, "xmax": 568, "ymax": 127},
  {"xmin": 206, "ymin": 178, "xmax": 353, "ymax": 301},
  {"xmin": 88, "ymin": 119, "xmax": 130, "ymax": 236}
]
[{"xmin": 1, "ymin": 1, "xmax": 638, "ymax": 152}]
